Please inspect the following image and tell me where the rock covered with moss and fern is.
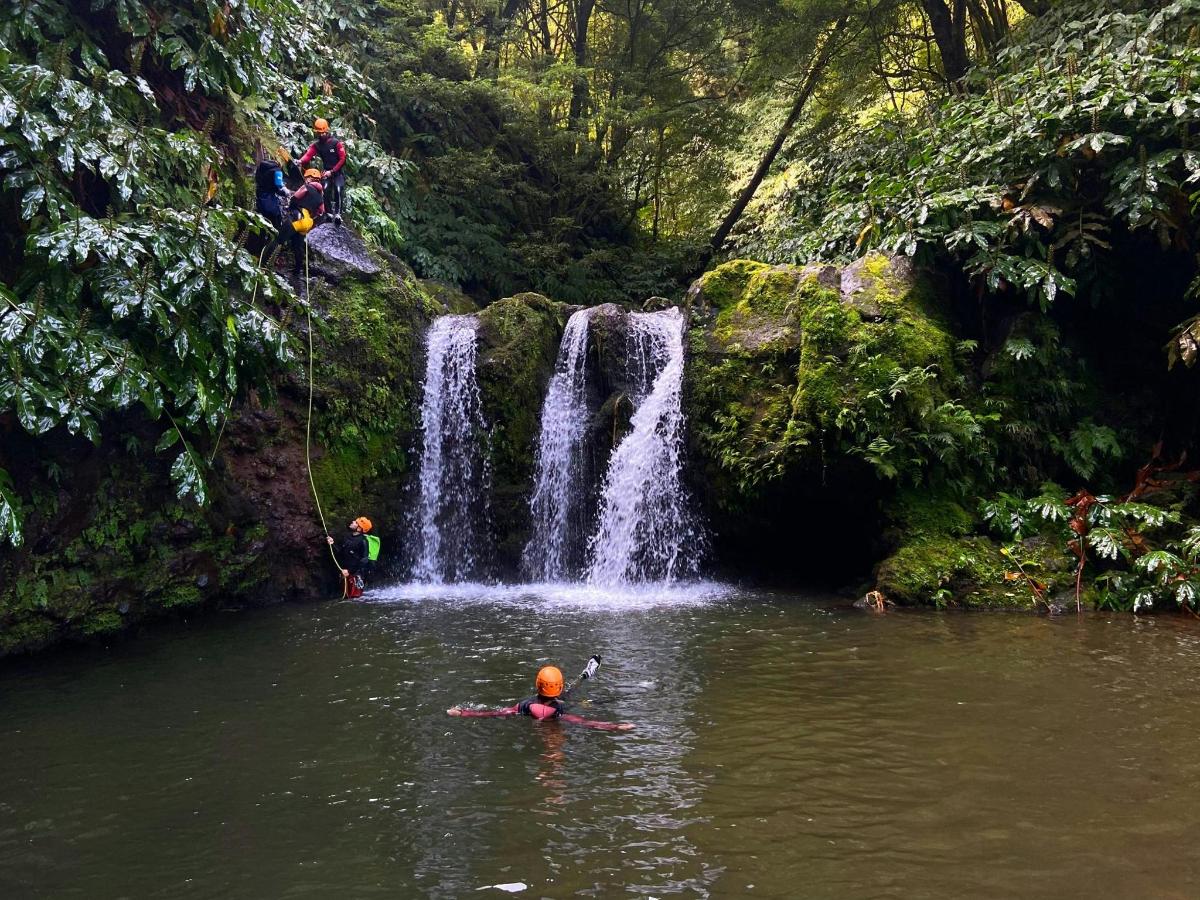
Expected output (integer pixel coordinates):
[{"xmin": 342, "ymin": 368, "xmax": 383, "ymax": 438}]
[{"xmin": 684, "ymin": 251, "xmax": 985, "ymax": 587}]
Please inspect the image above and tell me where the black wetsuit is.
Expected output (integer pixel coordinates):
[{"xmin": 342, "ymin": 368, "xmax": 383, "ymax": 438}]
[{"xmin": 338, "ymin": 533, "xmax": 371, "ymax": 577}]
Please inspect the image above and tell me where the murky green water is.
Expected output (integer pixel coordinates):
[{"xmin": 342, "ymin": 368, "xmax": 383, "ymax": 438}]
[{"xmin": 3, "ymin": 585, "xmax": 1200, "ymax": 898}]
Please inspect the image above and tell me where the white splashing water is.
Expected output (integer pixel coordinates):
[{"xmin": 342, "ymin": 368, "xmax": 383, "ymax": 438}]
[
  {"xmin": 522, "ymin": 308, "xmax": 593, "ymax": 581},
  {"xmin": 586, "ymin": 308, "xmax": 699, "ymax": 585},
  {"xmin": 413, "ymin": 315, "xmax": 489, "ymax": 583}
]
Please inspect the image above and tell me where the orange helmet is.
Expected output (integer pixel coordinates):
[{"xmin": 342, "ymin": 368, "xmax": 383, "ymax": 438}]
[
  {"xmin": 313, "ymin": 117, "xmax": 330, "ymax": 134},
  {"xmin": 355, "ymin": 516, "xmax": 373, "ymax": 533},
  {"xmin": 303, "ymin": 168, "xmax": 322, "ymax": 180},
  {"xmin": 536, "ymin": 666, "xmax": 563, "ymax": 698}
]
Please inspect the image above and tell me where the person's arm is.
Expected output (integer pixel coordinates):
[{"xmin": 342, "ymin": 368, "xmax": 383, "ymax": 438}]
[
  {"xmin": 298, "ymin": 143, "xmax": 316, "ymax": 166},
  {"xmin": 288, "ymin": 185, "xmax": 307, "ymax": 209},
  {"xmin": 558, "ymin": 714, "xmax": 635, "ymax": 731},
  {"xmin": 447, "ymin": 705, "xmax": 519, "ymax": 718}
]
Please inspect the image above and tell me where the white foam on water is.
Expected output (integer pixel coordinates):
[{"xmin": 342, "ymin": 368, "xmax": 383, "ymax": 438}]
[{"xmin": 369, "ymin": 580, "xmax": 735, "ymax": 610}]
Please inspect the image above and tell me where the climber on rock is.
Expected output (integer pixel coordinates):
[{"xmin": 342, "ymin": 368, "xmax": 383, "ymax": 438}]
[
  {"xmin": 446, "ymin": 657, "xmax": 635, "ymax": 731},
  {"xmin": 298, "ymin": 118, "xmax": 347, "ymax": 226},
  {"xmin": 326, "ymin": 516, "xmax": 379, "ymax": 599},
  {"xmin": 273, "ymin": 168, "xmax": 325, "ymax": 275},
  {"xmin": 254, "ymin": 158, "xmax": 289, "ymax": 231}
]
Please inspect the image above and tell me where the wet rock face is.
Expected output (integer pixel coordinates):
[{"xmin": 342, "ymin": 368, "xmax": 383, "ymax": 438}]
[
  {"xmin": 305, "ymin": 224, "xmax": 382, "ymax": 282},
  {"xmin": 683, "ymin": 251, "xmax": 947, "ymax": 580},
  {"xmin": 839, "ymin": 253, "xmax": 916, "ymax": 321},
  {"xmin": 0, "ymin": 230, "xmax": 433, "ymax": 655},
  {"xmin": 475, "ymin": 294, "xmax": 571, "ymax": 575}
]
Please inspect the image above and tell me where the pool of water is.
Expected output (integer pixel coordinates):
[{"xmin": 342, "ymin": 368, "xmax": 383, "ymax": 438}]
[{"xmin": 3, "ymin": 585, "xmax": 1200, "ymax": 898}]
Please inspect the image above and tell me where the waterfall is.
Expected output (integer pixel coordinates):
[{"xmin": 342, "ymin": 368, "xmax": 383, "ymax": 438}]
[
  {"xmin": 522, "ymin": 308, "xmax": 592, "ymax": 582},
  {"xmin": 586, "ymin": 308, "xmax": 699, "ymax": 585},
  {"xmin": 412, "ymin": 315, "xmax": 489, "ymax": 583}
]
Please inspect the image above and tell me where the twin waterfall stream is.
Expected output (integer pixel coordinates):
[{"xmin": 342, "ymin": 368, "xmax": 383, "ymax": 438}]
[{"xmin": 412, "ymin": 306, "xmax": 698, "ymax": 587}]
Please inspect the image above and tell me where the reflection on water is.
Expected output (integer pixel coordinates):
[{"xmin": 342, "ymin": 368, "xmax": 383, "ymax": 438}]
[{"xmin": 3, "ymin": 588, "xmax": 1200, "ymax": 898}]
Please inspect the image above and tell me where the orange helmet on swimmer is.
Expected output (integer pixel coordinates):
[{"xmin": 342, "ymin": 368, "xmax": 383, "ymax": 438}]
[
  {"xmin": 536, "ymin": 666, "xmax": 564, "ymax": 698},
  {"xmin": 355, "ymin": 516, "xmax": 373, "ymax": 533},
  {"xmin": 313, "ymin": 118, "xmax": 330, "ymax": 134},
  {"xmin": 303, "ymin": 167, "xmax": 322, "ymax": 180}
]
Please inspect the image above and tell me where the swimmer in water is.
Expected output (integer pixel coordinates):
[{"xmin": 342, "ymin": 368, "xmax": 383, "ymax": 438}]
[{"xmin": 446, "ymin": 657, "xmax": 634, "ymax": 731}]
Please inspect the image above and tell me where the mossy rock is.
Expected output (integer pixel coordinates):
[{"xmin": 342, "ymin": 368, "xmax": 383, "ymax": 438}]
[
  {"xmin": 476, "ymin": 293, "xmax": 572, "ymax": 572},
  {"xmin": 420, "ymin": 278, "xmax": 480, "ymax": 315},
  {"xmin": 686, "ymin": 252, "xmax": 956, "ymax": 504},
  {"xmin": 0, "ymin": 244, "xmax": 436, "ymax": 654},
  {"xmin": 0, "ymin": 452, "xmax": 268, "ymax": 656},
  {"xmin": 308, "ymin": 269, "xmax": 429, "ymax": 522},
  {"xmin": 874, "ymin": 531, "xmax": 1074, "ymax": 609}
]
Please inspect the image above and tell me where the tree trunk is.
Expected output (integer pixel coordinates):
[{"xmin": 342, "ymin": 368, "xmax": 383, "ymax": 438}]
[
  {"xmin": 922, "ymin": 0, "xmax": 971, "ymax": 84},
  {"xmin": 568, "ymin": 0, "xmax": 596, "ymax": 131},
  {"xmin": 477, "ymin": 0, "xmax": 526, "ymax": 78},
  {"xmin": 707, "ymin": 16, "xmax": 848, "ymax": 258}
]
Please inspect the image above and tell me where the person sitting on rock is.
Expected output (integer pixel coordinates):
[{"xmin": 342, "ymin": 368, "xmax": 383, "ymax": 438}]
[
  {"xmin": 273, "ymin": 168, "xmax": 325, "ymax": 276},
  {"xmin": 446, "ymin": 661, "xmax": 634, "ymax": 731},
  {"xmin": 298, "ymin": 118, "xmax": 346, "ymax": 226},
  {"xmin": 326, "ymin": 516, "xmax": 379, "ymax": 599}
]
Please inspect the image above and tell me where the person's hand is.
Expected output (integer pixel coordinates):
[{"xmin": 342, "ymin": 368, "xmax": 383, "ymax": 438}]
[
  {"xmin": 341, "ymin": 568, "xmax": 350, "ymax": 577},
  {"xmin": 446, "ymin": 707, "xmax": 463, "ymax": 717},
  {"xmin": 617, "ymin": 723, "xmax": 635, "ymax": 731},
  {"xmin": 326, "ymin": 535, "xmax": 334, "ymax": 545}
]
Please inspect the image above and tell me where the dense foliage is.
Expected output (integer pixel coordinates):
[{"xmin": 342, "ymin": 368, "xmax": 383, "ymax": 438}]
[{"xmin": 730, "ymin": 0, "xmax": 1200, "ymax": 610}]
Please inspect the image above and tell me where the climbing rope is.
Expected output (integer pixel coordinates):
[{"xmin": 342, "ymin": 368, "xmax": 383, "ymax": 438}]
[{"xmin": 301, "ymin": 239, "xmax": 349, "ymax": 599}]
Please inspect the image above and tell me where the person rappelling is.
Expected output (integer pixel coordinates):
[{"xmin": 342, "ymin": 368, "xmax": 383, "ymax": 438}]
[
  {"xmin": 269, "ymin": 167, "xmax": 325, "ymax": 276},
  {"xmin": 298, "ymin": 118, "xmax": 347, "ymax": 225},
  {"xmin": 446, "ymin": 656, "xmax": 634, "ymax": 731},
  {"xmin": 326, "ymin": 516, "xmax": 380, "ymax": 599}
]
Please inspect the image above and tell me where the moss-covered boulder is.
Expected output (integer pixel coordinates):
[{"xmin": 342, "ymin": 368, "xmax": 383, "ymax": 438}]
[
  {"xmin": 476, "ymin": 293, "xmax": 572, "ymax": 573},
  {"xmin": 874, "ymin": 533, "xmax": 1074, "ymax": 609},
  {"xmin": 868, "ymin": 485, "xmax": 1075, "ymax": 609},
  {"xmin": 420, "ymin": 278, "xmax": 481, "ymax": 315},
  {"xmin": 684, "ymin": 251, "xmax": 962, "ymax": 580}
]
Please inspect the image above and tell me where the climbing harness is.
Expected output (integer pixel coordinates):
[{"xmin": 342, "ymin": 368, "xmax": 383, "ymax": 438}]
[{"xmin": 302, "ymin": 240, "xmax": 350, "ymax": 599}]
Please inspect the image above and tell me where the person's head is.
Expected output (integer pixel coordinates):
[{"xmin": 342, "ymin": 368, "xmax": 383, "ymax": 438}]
[
  {"xmin": 348, "ymin": 516, "xmax": 372, "ymax": 535},
  {"xmin": 313, "ymin": 118, "xmax": 330, "ymax": 139},
  {"xmin": 535, "ymin": 665, "xmax": 563, "ymax": 700},
  {"xmin": 303, "ymin": 167, "xmax": 322, "ymax": 183}
]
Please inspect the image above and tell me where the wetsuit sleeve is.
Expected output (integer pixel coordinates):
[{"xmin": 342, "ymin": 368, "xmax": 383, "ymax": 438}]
[
  {"xmin": 298, "ymin": 143, "xmax": 317, "ymax": 166},
  {"xmin": 456, "ymin": 705, "xmax": 519, "ymax": 718},
  {"xmin": 329, "ymin": 140, "xmax": 346, "ymax": 174},
  {"xmin": 288, "ymin": 185, "xmax": 307, "ymax": 209},
  {"xmin": 558, "ymin": 714, "xmax": 632, "ymax": 731}
]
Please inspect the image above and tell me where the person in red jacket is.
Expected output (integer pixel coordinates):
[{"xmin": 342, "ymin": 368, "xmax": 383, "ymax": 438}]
[
  {"xmin": 298, "ymin": 118, "xmax": 346, "ymax": 224},
  {"xmin": 446, "ymin": 660, "xmax": 634, "ymax": 731}
]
